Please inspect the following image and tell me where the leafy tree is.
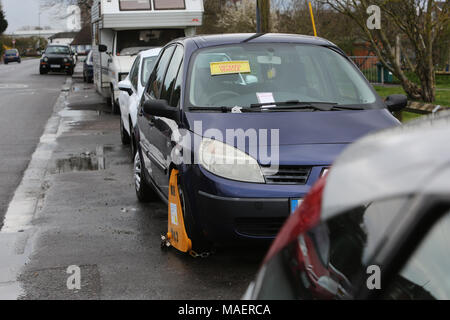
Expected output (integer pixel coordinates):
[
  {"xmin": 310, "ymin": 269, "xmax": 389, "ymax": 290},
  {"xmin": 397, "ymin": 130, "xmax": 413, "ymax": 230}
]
[
  {"xmin": 0, "ymin": 4, "xmax": 8, "ymax": 58},
  {"xmin": 0, "ymin": 35, "xmax": 47, "ymax": 55},
  {"xmin": 0, "ymin": 6, "xmax": 7, "ymax": 34}
]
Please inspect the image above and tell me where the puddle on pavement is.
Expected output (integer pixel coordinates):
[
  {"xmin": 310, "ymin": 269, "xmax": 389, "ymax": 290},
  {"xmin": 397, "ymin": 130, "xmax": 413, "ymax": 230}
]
[
  {"xmin": 52, "ymin": 145, "xmax": 106, "ymax": 173},
  {"xmin": 59, "ymin": 109, "xmax": 100, "ymax": 119},
  {"xmin": 58, "ymin": 109, "xmax": 107, "ymax": 132},
  {"xmin": 71, "ymin": 86, "xmax": 91, "ymax": 92}
]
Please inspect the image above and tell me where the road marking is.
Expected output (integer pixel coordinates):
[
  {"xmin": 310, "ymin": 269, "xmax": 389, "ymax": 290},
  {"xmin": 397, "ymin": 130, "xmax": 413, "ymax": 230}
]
[{"xmin": 0, "ymin": 84, "xmax": 28, "ymax": 89}]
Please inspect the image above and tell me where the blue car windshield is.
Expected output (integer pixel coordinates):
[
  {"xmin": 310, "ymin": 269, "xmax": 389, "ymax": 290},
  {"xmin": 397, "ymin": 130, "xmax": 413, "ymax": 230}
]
[{"xmin": 187, "ymin": 43, "xmax": 378, "ymax": 109}]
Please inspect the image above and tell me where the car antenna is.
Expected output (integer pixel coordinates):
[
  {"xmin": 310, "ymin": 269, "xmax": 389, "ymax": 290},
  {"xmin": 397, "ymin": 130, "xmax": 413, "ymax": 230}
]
[{"xmin": 242, "ymin": 33, "xmax": 265, "ymax": 43}]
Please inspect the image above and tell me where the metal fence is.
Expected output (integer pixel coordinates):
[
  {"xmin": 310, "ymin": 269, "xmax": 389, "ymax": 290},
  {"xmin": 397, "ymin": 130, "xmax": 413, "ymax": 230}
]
[{"xmin": 349, "ymin": 56, "xmax": 380, "ymax": 84}]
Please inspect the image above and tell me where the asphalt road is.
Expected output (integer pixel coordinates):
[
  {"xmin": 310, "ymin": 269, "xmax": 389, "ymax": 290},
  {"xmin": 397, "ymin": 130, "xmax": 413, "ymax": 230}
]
[{"xmin": 0, "ymin": 59, "xmax": 67, "ymax": 227}]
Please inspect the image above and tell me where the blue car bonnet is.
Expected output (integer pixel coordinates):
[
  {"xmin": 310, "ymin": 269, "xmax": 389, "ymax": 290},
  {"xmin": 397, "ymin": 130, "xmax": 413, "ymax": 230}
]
[{"xmin": 185, "ymin": 109, "xmax": 399, "ymax": 146}]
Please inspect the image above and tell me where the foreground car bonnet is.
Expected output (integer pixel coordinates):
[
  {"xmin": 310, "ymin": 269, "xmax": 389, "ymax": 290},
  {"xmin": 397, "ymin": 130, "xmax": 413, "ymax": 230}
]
[
  {"xmin": 322, "ymin": 112, "xmax": 450, "ymax": 219},
  {"xmin": 185, "ymin": 109, "xmax": 398, "ymax": 146}
]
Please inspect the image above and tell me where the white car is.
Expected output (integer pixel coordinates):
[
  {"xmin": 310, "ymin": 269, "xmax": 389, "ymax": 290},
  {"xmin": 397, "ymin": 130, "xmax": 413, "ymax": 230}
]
[{"xmin": 118, "ymin": 48, "xmax": 161, "ymax": 158}]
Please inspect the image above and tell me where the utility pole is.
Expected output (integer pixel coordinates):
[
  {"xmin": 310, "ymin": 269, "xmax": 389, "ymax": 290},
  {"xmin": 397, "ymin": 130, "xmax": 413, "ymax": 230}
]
[
  {"xmin": 256, "ymin": 0, "xmax": 270, "ymax": 33},
  {"xmin": 38, "ymin": 5, "xmax": 40, "ymax": 47},
  {"xmin": 38, "ymin": 2, "xmax": 42, "ymax": 51}
]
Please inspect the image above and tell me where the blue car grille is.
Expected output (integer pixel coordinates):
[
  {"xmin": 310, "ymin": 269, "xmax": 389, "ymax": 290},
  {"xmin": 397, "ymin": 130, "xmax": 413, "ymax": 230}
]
[{"xmin": 262, "ymin": 166, "xmax": 312, "ymax": 185}]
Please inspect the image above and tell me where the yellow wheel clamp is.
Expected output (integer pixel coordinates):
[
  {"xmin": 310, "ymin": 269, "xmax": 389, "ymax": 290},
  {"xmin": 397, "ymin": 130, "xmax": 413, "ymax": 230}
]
[{"xmin": 162, "ymin": 169, "xmax": 192, "ymax": 253}]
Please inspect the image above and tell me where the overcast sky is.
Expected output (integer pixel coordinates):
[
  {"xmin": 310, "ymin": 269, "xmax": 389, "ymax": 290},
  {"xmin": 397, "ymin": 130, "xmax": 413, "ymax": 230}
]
[{"xmin": 2, "ymin": 0, "xmax": 65, "ymax": 33}]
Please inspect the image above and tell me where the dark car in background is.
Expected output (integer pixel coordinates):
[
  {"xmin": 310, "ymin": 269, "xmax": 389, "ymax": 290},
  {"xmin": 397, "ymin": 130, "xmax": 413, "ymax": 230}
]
[
  {"xmin": 40, "ymin": 45, "xmax": 75, "ymax": 75},
  {"xmin": 83, "ymin": 50, "xmax": 93, "ymax": 83},
  {"xmin": 133, "ymin": 33, "xmax": 404, "ymax": 253},
  {"xmin": 244, "ymin": 111, "xmax": 450, "ymax": 300},
  {"xmin": 3, "ymin": 49, "xmax": 21, "ymax": 64}
]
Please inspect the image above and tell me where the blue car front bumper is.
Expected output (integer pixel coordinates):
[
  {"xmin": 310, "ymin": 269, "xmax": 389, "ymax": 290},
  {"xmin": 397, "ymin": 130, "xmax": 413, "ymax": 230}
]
[
  {"xmin": 4, "ymin": 56, "xmax": 20, "ymax": 62},
  {"xmin": 181, "ymin": 164, "xmax": 326, "ymax": 245}
]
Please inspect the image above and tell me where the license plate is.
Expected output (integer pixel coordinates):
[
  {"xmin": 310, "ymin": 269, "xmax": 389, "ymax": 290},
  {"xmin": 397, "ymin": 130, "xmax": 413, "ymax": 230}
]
[
  {"xmin": 50, "ymin": 64, "xmax": 60, "ymax": 68},
  {"xmin": 290, "ymin": 199, "xmax": 303, "ymax": 214}
]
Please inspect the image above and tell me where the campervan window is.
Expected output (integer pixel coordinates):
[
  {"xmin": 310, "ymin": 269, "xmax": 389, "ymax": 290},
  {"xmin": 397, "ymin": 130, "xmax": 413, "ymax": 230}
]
[
  {"xmin": 154, "ymin": 0, "xmax": 185, "ymax": 10},
  {"xmin": 119, "ymin": 0, "xmax": 151, "ymax": 11},
  {"xmin": 116, "ymin": 29, "xmax": 184, "ymax": 56}
]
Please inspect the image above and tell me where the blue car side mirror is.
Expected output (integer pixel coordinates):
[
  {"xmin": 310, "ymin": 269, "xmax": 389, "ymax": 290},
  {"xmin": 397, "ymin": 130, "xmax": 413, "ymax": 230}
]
[
  {"xmin": 143, "ymin": 99, "xmax": 179, "ymax": 121},
  {"xmin": 385, "ymin": 94, "xmax": 408, "ymax": 112}
]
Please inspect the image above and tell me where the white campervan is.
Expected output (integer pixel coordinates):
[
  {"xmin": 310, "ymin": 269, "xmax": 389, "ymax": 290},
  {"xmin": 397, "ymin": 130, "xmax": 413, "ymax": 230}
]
[{"xmin": 91, "ymin": 0, "xmax": 204, "ymax": 113}]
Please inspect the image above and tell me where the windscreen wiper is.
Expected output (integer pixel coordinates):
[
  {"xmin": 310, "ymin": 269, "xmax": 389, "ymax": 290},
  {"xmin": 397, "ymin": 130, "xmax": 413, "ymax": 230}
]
[
  {"xmin": 328, "ymin": 106, "xmax": 364, "ymax": 111},
  {"xmin": 188, "ymin": 106, "xmax": 259, "ymax": 113},
  {"xmin": 188, "ymin": 101, "xmax": 362, "ymax": 113},
  {"xmin": 249, "ymin": 100, "xmax": 337, "ymax": 111}
]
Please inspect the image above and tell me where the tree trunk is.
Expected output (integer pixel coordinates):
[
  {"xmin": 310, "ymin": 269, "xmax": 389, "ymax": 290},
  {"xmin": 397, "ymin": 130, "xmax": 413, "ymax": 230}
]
[{"xmin": 418, "ymin": 66, "xmax": 436, "ymax": 102}]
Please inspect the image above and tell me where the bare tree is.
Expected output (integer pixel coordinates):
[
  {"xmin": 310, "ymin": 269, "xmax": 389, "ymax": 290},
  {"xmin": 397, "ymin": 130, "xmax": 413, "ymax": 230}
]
[
  {"xmin": 320, "ymin": 0, "xmax": 450, "ymax": 103},
  {"xmin": 271, "ymin": 1, "xmax": 362, "ymax": 54},
  {"xmin": 42, "ymin": 0, "xmax": 93, "ymax": 27},
  {"xmin": 217, "ymin": 0, "xmax": 258, "ymax": 33}
]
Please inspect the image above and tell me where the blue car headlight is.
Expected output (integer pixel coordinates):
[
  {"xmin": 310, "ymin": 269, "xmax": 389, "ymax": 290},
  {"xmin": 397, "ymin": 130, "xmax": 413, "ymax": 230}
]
[{"xmin": 199, "ymin": 138, "xmax": 265, "ymax": 183}]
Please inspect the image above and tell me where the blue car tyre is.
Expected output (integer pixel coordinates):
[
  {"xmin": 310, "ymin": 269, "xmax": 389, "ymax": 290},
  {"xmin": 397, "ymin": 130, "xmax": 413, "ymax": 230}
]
[{"xmin": 134, "ymin": 149, "xmax": 158, "ymax": 202}]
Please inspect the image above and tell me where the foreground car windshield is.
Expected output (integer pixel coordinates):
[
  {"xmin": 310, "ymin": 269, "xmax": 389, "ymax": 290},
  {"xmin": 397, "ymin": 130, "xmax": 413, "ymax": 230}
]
[
  {"xmin": 187, "ymin": 43, "xmax": 377, "ymax": 109},
  {"xmin": 46, "ymin": 46, "xmax": 70, "ymax": 55}
]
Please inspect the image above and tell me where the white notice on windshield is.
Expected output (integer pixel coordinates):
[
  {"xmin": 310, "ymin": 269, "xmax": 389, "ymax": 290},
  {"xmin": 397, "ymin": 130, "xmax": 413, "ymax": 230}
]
[{"xmin": 256, "ymin": 92, "xmax": 276, "ymax": 107}]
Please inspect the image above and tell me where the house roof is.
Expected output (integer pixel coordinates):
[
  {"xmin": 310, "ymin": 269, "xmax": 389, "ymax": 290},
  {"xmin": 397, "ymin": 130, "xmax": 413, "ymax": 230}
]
[
  {"xmin": 49, "ymin": 32, "xmax": 78, "ymax": 40},
  {"xmin": 71, "ymin": 25, "xmax": 92, "ymax": 45}
]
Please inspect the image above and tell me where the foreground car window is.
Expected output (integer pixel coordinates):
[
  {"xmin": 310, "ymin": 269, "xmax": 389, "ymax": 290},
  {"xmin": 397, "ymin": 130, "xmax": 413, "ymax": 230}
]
[
  {"xmin": 384, "ymin": 211, "xmax": 450, "ymax": 300},
  {"xmin": 255, "ymin": 197, "xmax": 411, "ymax": 300},
  {"xmin": 187, "ymin": 43, "xmax": 377, "ymax": 109}
]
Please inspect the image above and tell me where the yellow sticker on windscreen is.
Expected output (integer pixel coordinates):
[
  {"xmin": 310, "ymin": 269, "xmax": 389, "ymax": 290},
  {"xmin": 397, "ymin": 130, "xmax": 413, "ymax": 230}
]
[{"xmin": 210, "ymin": 61, "xmax": 251, "ymax": 76}]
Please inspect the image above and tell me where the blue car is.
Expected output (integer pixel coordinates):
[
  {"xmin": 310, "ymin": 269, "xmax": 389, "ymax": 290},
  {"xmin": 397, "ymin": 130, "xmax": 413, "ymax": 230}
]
[
  {"xmin": 132, "ymin": 33, "xmax": 404, "ymax": 252},
  {"xmin": 3, "ymin": 49, "xmax": 21, "ymax": 64}
]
